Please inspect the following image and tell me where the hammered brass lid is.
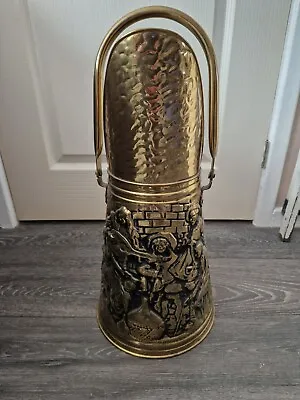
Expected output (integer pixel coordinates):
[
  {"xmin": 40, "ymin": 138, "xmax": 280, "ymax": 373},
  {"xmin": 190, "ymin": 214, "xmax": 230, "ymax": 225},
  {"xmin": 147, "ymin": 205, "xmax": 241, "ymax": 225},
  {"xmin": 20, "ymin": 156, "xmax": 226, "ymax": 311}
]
[{"xmin": 104, "ymin": 29, "xmax": 204, "ymax": 184}]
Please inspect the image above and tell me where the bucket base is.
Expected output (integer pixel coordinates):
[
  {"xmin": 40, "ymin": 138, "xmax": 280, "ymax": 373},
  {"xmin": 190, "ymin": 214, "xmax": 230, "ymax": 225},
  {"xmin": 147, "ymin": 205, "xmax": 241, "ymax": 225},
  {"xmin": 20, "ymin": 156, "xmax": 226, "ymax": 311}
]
[{"xmin": 97, "ymin": 305, "xmax": 214, "ymax": 359}]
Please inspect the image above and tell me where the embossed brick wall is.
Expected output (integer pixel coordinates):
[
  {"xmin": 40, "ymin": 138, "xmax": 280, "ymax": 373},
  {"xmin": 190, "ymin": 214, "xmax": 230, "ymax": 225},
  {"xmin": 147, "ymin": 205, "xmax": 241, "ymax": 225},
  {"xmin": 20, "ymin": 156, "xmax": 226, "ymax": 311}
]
[{"xmin": 132, "ymin": 203, "xmax": 191, "ymax": 235}]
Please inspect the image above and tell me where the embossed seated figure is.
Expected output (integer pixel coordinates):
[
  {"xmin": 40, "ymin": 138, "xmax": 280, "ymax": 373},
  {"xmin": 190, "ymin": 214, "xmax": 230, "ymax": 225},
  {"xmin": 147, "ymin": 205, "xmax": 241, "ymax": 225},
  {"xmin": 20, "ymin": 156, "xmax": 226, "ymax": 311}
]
[{"xmin": 114, "ymin": 206, "xmax": 140, "ymax": 249}]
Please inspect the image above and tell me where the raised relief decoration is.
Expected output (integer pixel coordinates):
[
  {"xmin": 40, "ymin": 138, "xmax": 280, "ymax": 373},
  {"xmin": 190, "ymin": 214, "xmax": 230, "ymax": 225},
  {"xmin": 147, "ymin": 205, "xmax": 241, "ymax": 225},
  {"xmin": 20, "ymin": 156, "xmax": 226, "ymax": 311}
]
[{"xmin": 101, "ymin": 202, "xmax": 211, "ymax": 343}]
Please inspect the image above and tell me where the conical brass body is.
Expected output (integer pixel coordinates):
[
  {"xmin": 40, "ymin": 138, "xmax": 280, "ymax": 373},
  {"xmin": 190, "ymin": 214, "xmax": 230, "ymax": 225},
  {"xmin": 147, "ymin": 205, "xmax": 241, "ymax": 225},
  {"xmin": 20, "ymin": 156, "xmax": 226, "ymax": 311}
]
[{"xmin": 94, "ymin": 7, "xmax": 218, "ymax": 358}]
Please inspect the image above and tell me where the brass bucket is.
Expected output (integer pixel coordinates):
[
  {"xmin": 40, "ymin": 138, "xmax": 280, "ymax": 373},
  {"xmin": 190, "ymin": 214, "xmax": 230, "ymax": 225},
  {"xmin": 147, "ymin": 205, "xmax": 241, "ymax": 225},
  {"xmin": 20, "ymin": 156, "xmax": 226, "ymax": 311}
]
[{"xmin": 94, "ymin": 6, "xmax": 218, "ymax": 358}]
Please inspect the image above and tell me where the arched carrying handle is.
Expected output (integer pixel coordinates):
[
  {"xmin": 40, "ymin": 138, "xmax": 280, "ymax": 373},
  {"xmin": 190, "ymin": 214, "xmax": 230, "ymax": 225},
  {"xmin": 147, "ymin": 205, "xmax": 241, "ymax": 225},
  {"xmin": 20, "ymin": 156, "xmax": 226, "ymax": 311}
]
[{"xmin": 94, "ymin": 6, "xmax": 218, "ymax": 190}]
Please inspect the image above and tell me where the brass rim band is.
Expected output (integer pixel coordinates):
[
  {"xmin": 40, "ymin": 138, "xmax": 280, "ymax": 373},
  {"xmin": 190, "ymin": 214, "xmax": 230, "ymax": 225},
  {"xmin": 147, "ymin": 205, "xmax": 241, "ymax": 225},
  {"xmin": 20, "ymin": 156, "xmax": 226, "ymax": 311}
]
[
  {"xmin": 107, "ymin": 170, "xmax": 201, "ymax": 187},
  {"xmin": 94, "ymin": 6, "xmax": 218, "ymax": 191},
  {"xmin": 109, "ymin": 173, "xmax": 201, "ymax": 204},
  {"xmin": 97, "ymin": 306, "xmax": 214, "ymax": 358},
  {"xmin": 97, "ymin": 276, "xmax": 213, "ymax": 358}
]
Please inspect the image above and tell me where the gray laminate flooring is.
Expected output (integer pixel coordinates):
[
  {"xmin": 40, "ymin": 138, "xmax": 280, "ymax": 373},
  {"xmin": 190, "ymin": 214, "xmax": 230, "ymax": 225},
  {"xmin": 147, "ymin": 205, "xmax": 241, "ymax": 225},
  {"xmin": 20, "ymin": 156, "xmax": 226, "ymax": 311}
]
[{"xmin": 0, "ymin": 222, "xmax": 299, "ymax": 399}]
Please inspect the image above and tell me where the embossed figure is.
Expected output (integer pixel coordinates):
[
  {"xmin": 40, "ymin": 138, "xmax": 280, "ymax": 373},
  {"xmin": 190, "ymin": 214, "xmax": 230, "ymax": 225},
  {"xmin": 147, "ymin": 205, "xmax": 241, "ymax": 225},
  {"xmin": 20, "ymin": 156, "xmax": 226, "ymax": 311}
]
[
  {"xmin": 187, "ymin": 204, "xmax": 204, "ymax": 258},
  {"xmin": 149, "ymin": 235, "xmax": 177, "ymax": 287},
  {"xmin": 109, "ymin": 206, "xmax": 140, "ymax": 249}
]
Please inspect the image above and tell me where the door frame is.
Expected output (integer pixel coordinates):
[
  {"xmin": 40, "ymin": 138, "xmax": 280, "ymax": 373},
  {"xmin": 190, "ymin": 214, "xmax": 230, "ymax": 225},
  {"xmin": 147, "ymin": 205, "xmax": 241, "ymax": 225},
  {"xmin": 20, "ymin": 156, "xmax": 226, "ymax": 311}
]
[
  {"xmin": 253, "ymin": 0, "xmax": 300, "ymax": 227},
  {"xmin": 279, "ymin": 149, "xmax": 300, "ymax": 239},
  {"xmin": 0, "ymin": 155, "xmax": 18, "ymax": 228}
]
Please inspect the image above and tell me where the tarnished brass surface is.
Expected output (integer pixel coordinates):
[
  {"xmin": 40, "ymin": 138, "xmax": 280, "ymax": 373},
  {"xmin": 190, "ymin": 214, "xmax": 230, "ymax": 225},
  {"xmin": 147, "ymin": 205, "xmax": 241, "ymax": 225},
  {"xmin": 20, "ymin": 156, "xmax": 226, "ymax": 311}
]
[{"xmin": 94, "ymin": 6, "xmax": 218, "ymax": 358}]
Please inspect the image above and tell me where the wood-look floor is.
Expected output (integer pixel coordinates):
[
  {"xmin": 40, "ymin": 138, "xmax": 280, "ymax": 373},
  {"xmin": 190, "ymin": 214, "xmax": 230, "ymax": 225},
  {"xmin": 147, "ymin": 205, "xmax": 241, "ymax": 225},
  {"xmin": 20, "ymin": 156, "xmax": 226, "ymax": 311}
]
[{"xmin": 0, "ymin": 222, "xmax": 299, "ymax": 399}]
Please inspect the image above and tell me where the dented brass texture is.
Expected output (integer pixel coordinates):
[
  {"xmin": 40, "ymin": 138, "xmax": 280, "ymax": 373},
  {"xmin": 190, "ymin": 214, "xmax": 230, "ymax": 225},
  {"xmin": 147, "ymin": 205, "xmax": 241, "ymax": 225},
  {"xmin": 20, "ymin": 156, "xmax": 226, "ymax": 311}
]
[{"xmin": 94, "ymin": 6, "xmax": 218, "ymax": 358}]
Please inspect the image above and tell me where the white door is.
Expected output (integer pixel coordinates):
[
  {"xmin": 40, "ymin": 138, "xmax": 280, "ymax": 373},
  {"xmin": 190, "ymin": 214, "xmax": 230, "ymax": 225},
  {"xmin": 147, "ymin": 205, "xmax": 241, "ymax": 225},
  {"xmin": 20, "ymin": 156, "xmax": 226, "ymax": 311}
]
[{"xmin": 0, "ymin": 0, "xmax": 291, "ymax": 220}]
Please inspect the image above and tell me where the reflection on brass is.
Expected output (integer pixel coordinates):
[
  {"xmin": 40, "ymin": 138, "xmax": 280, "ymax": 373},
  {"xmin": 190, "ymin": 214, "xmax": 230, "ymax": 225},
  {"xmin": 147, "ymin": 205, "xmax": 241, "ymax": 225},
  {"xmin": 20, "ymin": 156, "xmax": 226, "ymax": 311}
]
[{"xmin": 94, "ymin": 6, "xmax": 218, "ymax": 358}]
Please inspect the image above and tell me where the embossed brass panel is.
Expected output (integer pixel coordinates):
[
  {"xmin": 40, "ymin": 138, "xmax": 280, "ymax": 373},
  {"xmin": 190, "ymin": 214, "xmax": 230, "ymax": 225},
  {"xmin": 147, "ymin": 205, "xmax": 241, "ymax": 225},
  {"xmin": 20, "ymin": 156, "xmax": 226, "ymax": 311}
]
[{"xmin": 94, "ymin": 6, "xmax": 218, "ymax": 358}]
